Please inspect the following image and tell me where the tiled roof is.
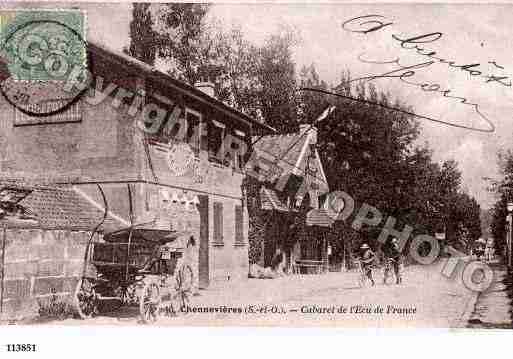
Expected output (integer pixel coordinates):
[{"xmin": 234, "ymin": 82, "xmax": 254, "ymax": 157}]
[
  {"xmin": 0, "ymin": 182, "xmax": 124, "ymax": 231},
  {"xmin": 252, "ymin": 130, "xmax": 329, "ymax": 195},
  {"xmin": 253, "ymin": 132, "xmax": 309, "ymax": 172}
]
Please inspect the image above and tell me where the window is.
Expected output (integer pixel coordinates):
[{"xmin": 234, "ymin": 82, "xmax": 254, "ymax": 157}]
[
  {"xmin": 218, "ymin": 128, "xmax": 246, "ymax": 171},
  {"xmin": 231, "ymin": 129, "xmax": 246, "ymax": 171},
  {"xmin": 229, "ymin": 140, "xmax": 240, "ymax": 169},
  {"xmin": 185, "ymin": 108, "xmax": 202, "ymax": 156},
  {"xmin": 221, "ymin": 129, "xmax": 237, "ymax": 169},
  {"xmin": 213, "ymin": 202, "xmax": 224, "ymax": 244},
  {"xmin": 14, "ymin": 100, "xmax": 82, "ymax": 126},
  {"xmin": 162, "ymin": 116, "xmax": 183, "ymax": 142},
  {"xmin": 208, "ymin": 120, "xmax": 225, "ymax": 164},
  {"xmin": 200, "ymin": 120, "xmax": 209, "ymax": 152},
  {"xmin": 234, "ymin": 204, "xmax": 244, "ymax": 244}
]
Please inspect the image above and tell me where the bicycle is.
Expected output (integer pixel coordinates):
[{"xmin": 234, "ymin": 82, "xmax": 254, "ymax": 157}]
[
  {"xmin": 355, "ymin": 259, "xmax": 374, "ymax": 288},
  {"xmin": 383, "ymin": 258, "xmax": 403, "ymax": 285}
]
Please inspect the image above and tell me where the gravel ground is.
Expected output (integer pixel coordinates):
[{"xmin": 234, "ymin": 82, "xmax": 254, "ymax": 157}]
[{"xmin": 53, "ymin": 258, "xmax": 481, "ymax": 328}]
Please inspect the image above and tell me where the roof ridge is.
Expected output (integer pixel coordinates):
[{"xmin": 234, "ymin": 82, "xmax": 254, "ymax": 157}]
[
  {"xmin": 87, "ymin": 41, "xmax": 276, "ymax": 134},
  {"xmin": 254, "ymin": 132, "xmax": 303, "ymax": 141},
  {"xmin": 0, "ymin": 181, "xmax": 68, "ymax": 191}
]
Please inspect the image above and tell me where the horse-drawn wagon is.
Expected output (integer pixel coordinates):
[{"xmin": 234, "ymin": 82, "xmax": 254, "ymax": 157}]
[{"xmin": 74, "ymin": 227, "xmax": 194, "ymax": 323}]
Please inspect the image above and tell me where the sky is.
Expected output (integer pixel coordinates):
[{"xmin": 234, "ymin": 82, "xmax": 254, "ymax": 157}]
[
  {"xmin": 208, "ymin": 3, "xmax": 513, "ymax": 210},
  {"xmin": 3, "ymin": 2, "xmax": 513, "ymax": 209}
]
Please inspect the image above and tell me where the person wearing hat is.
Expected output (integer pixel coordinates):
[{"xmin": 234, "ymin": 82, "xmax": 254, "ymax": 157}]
[
  {"xmin": 359, "ymin": 243, "xmax": 376, "ymax": 286},
  {"xmin": 141, "ymin": 237, "xmax": 177, "ymax": 273},
  {"xmin": 383, "ymin": 237, "xmax": 402, "ymax": 284}
]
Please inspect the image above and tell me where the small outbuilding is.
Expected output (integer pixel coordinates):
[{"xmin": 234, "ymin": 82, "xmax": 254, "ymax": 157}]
[{"xmin": 0, "ymin": 181, "xmax": 124, "ymax": 320}]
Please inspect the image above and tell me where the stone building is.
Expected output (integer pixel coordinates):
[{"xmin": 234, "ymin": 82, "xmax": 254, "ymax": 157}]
[{"xmin": 0, "ymin": 40, "xmax": 273, "ymax": 314}]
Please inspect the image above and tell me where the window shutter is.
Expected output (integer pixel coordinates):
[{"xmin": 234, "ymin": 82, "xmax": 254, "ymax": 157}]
[
  {"xmin": 213, "ymin": 202, "xmax": 223, "ymax": 243},
  {"xmin": 235, "ymin": 205, "xmax": 243, "ymax": 244}
]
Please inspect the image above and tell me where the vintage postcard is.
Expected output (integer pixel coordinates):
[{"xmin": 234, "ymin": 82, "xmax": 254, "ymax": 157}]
[{"xmin": 0, "ymin": 1, "xmax": 512, "ymax": 336}]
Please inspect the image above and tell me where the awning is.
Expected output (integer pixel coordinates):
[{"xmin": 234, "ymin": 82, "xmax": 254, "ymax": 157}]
[
  {"xmin": 260, "ymin": 187, "xmax": 289, "ymax": 212},
  {"xmin": 306, "ymin": 208, "xmax": 334, "ymax": 227}
]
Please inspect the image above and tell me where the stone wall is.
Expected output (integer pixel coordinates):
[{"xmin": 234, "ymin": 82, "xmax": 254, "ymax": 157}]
[
  {"xmin": 0, "ymin": 227, "xmax": 98, "ymax": 320},
  {"xmin": 209, "ymin": 194, "xmax": 249, "ymax": 282},
  {"xmin": 0, "ymin": 97, "xmax": 139, "ymax": 183}
]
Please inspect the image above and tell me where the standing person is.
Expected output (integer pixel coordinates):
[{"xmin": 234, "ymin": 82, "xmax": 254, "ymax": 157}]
[
  {"xmin": 383, "ymin": 237, "xmax": 402, "ymax": 284},
  {"xmin": 181, "ymin": 236, "xmax": 199, "ymax": 296},
  {"xmin": 187, "ymin": 236, "xmax": 199, "ymax": 295},
  {"xmin": 271, "ymin": 247, "xmax": 285, "ymax": 277},
  {"xmin": 358, "ymin": 243, "xmax": 376, "ymax": 286}
]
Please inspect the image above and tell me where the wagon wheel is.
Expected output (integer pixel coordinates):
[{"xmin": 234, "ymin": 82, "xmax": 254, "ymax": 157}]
[
  {"xmin": 123, "ymin": 283, "xmax": 139, "ymax": 305},
  {"xmin": 170, "ymin": 265, "xmax": 193, "ymax": 314},
  {"xmin": 74, "ymin": 277, "xmax": 98, "ymax": 319},
  {"xmin": 139, "ymin": 282, "xmax": 161, "ymax": 324},
  {"xmin": 115, "ymin": 282, "xmax": 138, "ymax": 306}
]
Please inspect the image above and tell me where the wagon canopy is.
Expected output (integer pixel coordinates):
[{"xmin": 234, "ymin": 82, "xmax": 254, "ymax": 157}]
[{"xmin": 104, "ymin": 227, "xmax": 190, "ymax": 245}]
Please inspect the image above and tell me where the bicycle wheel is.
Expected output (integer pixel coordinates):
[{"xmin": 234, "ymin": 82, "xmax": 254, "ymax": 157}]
[
  {"xmin": 396, "ymin": 264, "xmax": 404, "ymax": 284},
  {"xmin": 358, "ymin": 274, "xmax": 365, "ymax": 288},
  {"xmin": 383, "ymin": 266, "xmax": 395, "ymax": 285}
]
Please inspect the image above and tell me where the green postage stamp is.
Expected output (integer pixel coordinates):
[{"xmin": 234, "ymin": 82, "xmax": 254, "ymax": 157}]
[{"xmin": 0, "ymin": 9, "xmax": 86, "ymax": 81}]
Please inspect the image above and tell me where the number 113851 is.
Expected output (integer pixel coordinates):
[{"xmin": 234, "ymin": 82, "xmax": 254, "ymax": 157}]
[{"xmin": 6, "ymin": 344, "xmax": 36, "ymax": 352}]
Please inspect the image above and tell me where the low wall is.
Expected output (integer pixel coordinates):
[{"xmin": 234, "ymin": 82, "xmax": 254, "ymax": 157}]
[{"xmin": 0, "ymin": 228, "xmax": 98, "ymax": 321}]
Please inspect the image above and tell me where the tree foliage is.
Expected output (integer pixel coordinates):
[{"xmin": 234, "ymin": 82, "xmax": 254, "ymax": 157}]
[
  {"xmin": 253, "ymin": 31, "xmax": 299, "ymax": 132},
  {"xmin": 210, "ymin": 26, "xmax": 300, "ymax": 130},
  {"xmin": 299, "ymin": 67, "xmax": 481, "ymax": 252},
  {"xmin": 156, "ymin": 3, "xmax": 212, "ymax": 85},
  {"xmin": 489, "ymin": 150, "xmax": 513, "ymax": 254},
  {"xmin": 125, "ymin": 3, "xmax": 159, "ymax": 66}
]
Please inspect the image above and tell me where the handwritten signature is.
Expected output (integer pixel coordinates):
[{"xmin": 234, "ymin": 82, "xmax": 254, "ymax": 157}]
[{"xmin": 326, "ymin": 14, "xmax": 506, "ymax": 133}]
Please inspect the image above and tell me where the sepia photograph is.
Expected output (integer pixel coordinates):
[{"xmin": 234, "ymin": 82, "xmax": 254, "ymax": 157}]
[{"xmin": 0, "ymin": 3, "xmax": 512, "ymax": 347}]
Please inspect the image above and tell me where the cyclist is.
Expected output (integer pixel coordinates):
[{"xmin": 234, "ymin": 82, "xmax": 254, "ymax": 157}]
[
  {"xmin": 383, "ymin": 237, "xmax": 402, "ymax": 284},
  {"xmin": 358, "ymin": 243, "xmax": 376, "ymax": 286}
]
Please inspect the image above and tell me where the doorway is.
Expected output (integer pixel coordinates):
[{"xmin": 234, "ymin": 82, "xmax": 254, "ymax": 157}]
[{"xmin": 198, "ymin": 195, "xmax": 209, "ymax": 288}]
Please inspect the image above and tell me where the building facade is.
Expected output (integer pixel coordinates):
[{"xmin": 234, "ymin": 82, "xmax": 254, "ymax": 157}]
[{"xmin": 0, "ymin": 42, "xmax": 273, "ymax": 294}]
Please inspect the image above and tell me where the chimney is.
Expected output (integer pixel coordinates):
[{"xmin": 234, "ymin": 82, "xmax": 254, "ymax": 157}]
[
  {"xmin": 195, "ymin": 82, "xmax": 215, "ymax": 98},
  {"xmin": 299, "ymin": 124, "xmax": 317, "ymax": 145}
]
